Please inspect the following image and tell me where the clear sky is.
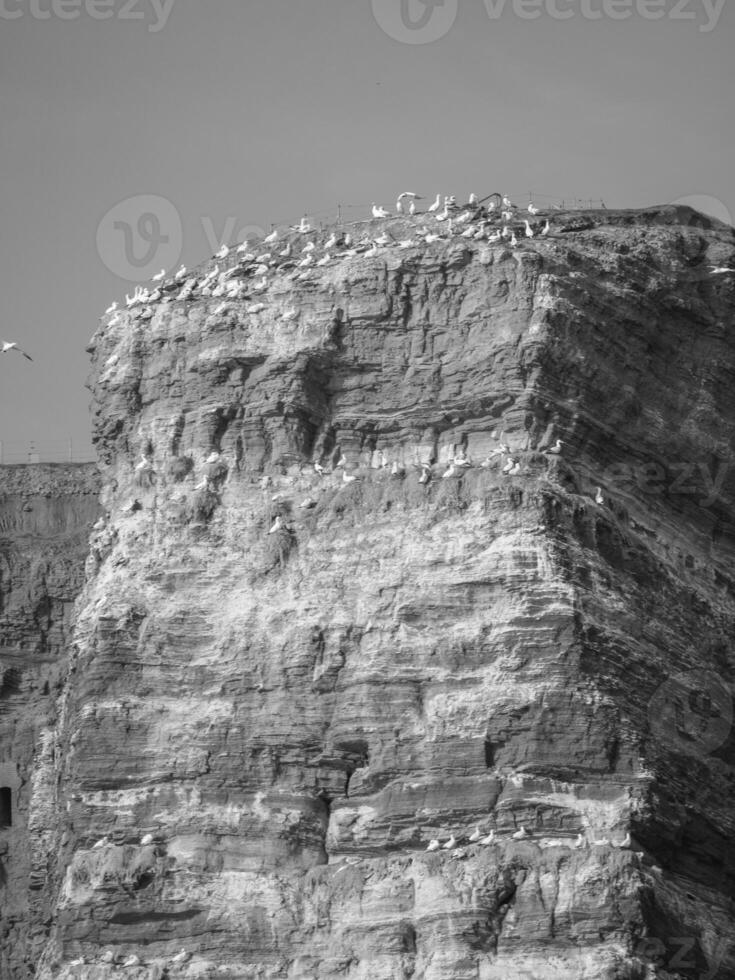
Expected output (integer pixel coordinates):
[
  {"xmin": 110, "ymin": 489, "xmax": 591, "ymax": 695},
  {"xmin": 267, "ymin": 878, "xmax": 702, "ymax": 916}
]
[{"xmin": 0, "ymin": 0, "xmax": 732, "ymax": 461}]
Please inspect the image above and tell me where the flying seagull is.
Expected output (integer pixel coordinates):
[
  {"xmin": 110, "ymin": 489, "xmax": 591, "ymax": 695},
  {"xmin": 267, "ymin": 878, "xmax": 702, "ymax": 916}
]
[{"xmin": 2, "ymin": 341, "xmax": 32, "ymax": 361}]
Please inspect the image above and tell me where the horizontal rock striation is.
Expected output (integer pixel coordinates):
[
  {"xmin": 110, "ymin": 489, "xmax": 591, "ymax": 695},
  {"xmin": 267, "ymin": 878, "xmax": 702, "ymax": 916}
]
[
  {"xmin": 0, "ymin": 464, "xmax": 100, "ymax": 978},
  {"xmin": 20, "ymin": 206, "xmax": 735, "ymax": 978}
]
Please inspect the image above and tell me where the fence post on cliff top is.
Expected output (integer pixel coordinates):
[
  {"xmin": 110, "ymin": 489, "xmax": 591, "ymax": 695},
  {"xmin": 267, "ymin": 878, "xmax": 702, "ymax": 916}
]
[{"xmin": 0, "ymin": 441, "xmax": 3, "ymax": 464}]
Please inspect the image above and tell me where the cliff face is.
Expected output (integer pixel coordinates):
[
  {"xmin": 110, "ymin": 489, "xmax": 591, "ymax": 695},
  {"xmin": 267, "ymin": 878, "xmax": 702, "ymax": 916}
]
[
  {"xmin": 20, "ymin": 206, "xmax": 735, "ymax": 979},
  {"xmin": 0, "ymin": 464, "xmax": 100, "ymax": 977}
]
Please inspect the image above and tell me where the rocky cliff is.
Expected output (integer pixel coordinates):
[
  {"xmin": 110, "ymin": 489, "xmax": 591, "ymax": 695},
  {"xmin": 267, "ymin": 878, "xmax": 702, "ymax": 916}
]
[
  {"xmin": 0, "ymin": 464, "xmax": 100, "ymax": 977},
  {"xmin": 12, "ymin": 205, "xmax": 735, "ymax": 979}
]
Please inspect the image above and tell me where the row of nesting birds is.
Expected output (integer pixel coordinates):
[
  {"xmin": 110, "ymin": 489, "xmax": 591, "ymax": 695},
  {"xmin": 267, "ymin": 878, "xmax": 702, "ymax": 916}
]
[
  {"xmin": 313, "ymin": 439, "xmax": 606, "ymax": 501},
  {"xmin": 265, "ymin": 440, "xmax": 607, "ymax": 534},
  {"xmin": 425, "ymin": 825, "xmax": 632, "ymax": 855},
  {"xmin": 102, "ymin": 193, "xmax": 553, "ymax": 325}
]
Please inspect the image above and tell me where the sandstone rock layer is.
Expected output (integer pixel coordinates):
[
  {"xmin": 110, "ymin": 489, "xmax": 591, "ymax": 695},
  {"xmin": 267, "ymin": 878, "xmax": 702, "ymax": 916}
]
[{"xmin": 7, "ymin": 207, "xmax": 735, "ymax": 979}]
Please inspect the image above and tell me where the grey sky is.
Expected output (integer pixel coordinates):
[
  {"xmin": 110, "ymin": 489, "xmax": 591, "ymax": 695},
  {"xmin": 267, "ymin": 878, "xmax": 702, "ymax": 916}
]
[{"xmin": 0, "ymin": 0, "xmax": 732, "ymax": 460}]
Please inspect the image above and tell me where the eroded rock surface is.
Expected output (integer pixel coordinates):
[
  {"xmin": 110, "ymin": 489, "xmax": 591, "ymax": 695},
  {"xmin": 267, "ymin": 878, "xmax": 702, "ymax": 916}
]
[
  {"xmin": 0, "ymin": 464, "xmax": 100, "ymax": 977},
  {"xmin": 10, "ymin": 207, "xmax": 735, "ymax": 978}
]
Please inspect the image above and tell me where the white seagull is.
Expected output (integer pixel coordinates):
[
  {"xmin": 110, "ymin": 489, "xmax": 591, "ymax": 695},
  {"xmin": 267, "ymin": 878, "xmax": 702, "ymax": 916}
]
[
  {"xmin": 268, "ymin": 516, "xmax": 283, "ymax": 534},
  {"xmin": 442, "ymin": 835, "xmax": 456, "ymax": 850},
  {"xmin": 426, "ymin": 839, "xmax": 441, "ymax": 852},
  {"xmin": 594, "ymin": 486, "xmax": 604, "ymax": 505},
  {"xmin": 711, "ymin": 266, "xmax": 735, "ymax": 274},
  {"xmin": 528, "ymin": 203, "xmax": 540, "ymax": 215},
  {"xmin": 511, "ymin": 826, "xmax": 528, "ymax": 840},
  {"xmin": 215, "ymin": 244, "xmax": 230, "ymax": 259},
  {"xmin": 152, "ymin": 268, "xmax": 166, "ymax": 281},
  {"xmin": 541, "ymin": 220, "xmax": 551, "ymax": 236},
  {"xmin": 372, "ymin": 203, "xmax": 390, "ymax": 218},
  {"xmin": 428, "ymin": 193, "xmax": 442, "ymax": 213},
  {"xmin": 468, "ymin": 825, "xmax": 482, "ymax": 843},
  {"xmin": 524, "ymin": 220, "xmax": 535, "ymax": 239},
  {"xmin": 547, "ymin": 439, "xmax": 563, "ymax": 455},
  {"xmin": 264, "ymin": 229, "xmax": 278, "ymax": 244},
  {"xmin": 105, "ymin": 301, "xmax": 118, "ymax": 314},
  {"xmin": 2, "ymin": 340, "xmax": 33, "ymax": 361}
]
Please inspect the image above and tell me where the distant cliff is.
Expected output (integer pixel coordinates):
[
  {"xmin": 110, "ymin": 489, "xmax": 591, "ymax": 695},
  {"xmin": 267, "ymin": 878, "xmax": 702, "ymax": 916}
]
[
  {"xmin": 8, "ymin": 205, "xmax": 735, "ymax": 979},
  {"xmin": 0, "ymin": 464, "xmax": 100, "ymax": 978}
]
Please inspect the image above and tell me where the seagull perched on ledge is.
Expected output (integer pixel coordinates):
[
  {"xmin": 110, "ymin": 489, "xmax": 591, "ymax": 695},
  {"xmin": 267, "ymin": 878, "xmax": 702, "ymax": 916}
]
[
  {"xmin": 268, "ymin": 516, "xmax": 283, "ymax": 534},
  {"xmin": 1, "ymin": 340, "xmax": 32, "ymax": 361},
  {"xmin": 710, "ymin": 266, "xmax": 735, "ymax": 274},
  {"xmin": 372, "ymin": 203, "xmax": 391, "ymax": 218}
]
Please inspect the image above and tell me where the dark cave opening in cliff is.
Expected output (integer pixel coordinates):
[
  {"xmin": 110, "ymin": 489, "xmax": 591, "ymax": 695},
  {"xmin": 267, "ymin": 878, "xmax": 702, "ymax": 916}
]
[{"xmin": 0, "ymin": 787, "xmax": 11, "ymax": 828}]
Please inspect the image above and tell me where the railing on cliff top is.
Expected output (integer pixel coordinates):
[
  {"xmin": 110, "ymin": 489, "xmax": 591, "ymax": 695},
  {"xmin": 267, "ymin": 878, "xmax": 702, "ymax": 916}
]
[
  {"xmin": 265, "ymin": 193, "xmax": 608, "ymax": 232},
  {"xmin": 0, "ymin": 440, "xmax": 96, "ymax": 465}
]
